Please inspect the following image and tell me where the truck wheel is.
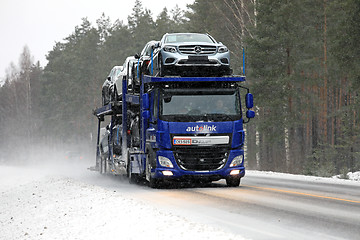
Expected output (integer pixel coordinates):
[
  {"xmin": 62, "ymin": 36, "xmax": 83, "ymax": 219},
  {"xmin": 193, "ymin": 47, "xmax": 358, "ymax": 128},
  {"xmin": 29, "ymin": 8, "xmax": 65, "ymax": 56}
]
[
  {"xmin": 127, "ymin": 165, "xmax": 137, "ymax": 184},
  {"xmin": 100, "ymin": 156, "xmax": 107, "ymax": 174},
  {"xmin": 147, "ymin": 161, "xmax": 161, "ymax": 189},
  {"xmin": 127, "ymin": 151, "xmax": 138, "ymax": 184},
  {"xmin": 226, "ymin": 176, "xmax": 241, "ymax": 187},
  {"xmin": 146, "ymin": 150, "xmax": 161, "ymax": 188},
  {"xmin": 127, "ymin": 158, "xmax": 139, "ymax": 184},
  {"xmin": 95, "ymin": 155, "xmax": 100, "ymax": 171},
  {"xmin": 149, "ymin": 175, "xmax": 160, "ymax": 189}
]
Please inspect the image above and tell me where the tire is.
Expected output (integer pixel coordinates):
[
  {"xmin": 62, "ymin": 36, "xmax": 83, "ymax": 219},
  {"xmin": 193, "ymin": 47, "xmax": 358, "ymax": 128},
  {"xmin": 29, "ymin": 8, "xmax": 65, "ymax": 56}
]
[
  {"xmin": 95, "ymin": 155, "xmax": 100, "ymax": 171},
  {"xmin": 149, "ymin": 175, "xmax": 160, "ymax": 188},
  {"xmin": 158, "ymin": 55, "xmax": 165, "ymax": 77},
  {"xmin": 100, "ymin": 156, "xmax": 107, "ymax": 175},
  {"xmin": 127, "ymin": 151, "xmax": 139, "ymax": 184},
  {"xmin": 102, "ymin": 94, "xmax": 106, "ymax": 106},
  {"xmin": 112, "ymin": 86, "xmax": 117, "ymax": 102},
  {"xmin": 146, "ymin": 148, "xmax": 161, "ymax": 188},
  {"xmin": 109, "ymin": 87, "xmax": 114, "ymax": 103},
  {"xmin": 147, "ymin": 160, "xmax": 160, "ymax": 189},
  {"xmin": 226, "ymin": 176, "xmax": 241, "ymax": 187},
  {"xmin": 127, "ymin": 162, "xmax": 137, "ymax": 184}
]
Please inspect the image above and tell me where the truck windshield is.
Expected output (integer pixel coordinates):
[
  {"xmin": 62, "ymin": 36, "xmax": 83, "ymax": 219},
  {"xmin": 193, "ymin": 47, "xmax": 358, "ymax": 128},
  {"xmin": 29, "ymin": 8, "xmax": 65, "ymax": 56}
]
[{"xmin": 160, "ymin": 89, "xmax": 241, "ymax": 122}]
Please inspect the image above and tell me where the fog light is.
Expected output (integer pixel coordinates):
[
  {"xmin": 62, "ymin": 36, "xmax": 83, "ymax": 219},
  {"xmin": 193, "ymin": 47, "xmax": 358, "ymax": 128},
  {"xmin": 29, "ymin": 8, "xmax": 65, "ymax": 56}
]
[
  {"xmin": 162, "ymin": 170, "xmax": 173, "ymax": 176},
  {"xmin": 220, "ymin": 58, "xmax": 229, "ymax": 64},
  {"xmin": 165, "ymin": 58, "xmax": 175, "ymax": 64},
  {"xmin": 230, "ymin": 169, "xmax": 240, "ymax": 175}
]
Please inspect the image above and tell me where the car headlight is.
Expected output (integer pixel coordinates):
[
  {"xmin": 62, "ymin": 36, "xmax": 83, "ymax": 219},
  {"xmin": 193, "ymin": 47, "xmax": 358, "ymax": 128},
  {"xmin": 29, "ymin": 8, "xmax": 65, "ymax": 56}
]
[
  {"xmin": 158, "ymin": 156, "xmax": 174, "ymax": 168},
  {"xmin": 163, "ymin": 46, "xmax": 177, "ymax": 53},
  {"xmin": 229, "ymin": 155, "xmax": 243, "ymax": 167},
  {"xmin": 218, "ymin": 46, "xmax": 228, "ymax": 53}
]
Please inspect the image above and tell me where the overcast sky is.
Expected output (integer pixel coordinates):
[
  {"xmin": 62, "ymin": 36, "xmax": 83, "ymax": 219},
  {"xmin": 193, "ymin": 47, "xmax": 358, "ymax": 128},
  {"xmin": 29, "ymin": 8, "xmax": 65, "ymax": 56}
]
[{"xmin": 0, "ymin": 0, "xmax": 194, "ymax": 82}]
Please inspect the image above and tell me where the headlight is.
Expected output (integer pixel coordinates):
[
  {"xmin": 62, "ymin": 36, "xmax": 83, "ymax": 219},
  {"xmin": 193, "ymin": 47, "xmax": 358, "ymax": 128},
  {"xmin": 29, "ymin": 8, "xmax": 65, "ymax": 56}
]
[
  {"xmin": 229, "ymin": 155, "xmax": 243, "ymax": 167},
  {"xmin": 158, "ymin": 156, "xmax": 174, "ymax": 168},
  {"xmin": 218, "ymin": 46, "xmax": 228, "ymax": 53},
  {"xmin": 163, "ymin": 46, "xmax": 177, "ymax": 53}
]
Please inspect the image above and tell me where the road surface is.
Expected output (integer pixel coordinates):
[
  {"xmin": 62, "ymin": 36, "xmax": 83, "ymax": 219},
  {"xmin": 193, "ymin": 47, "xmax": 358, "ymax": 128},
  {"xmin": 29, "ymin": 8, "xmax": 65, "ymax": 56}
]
[
  {"xmin": 2, "ymin": 163, "xmax": 359, "ymax": 240},
  {"xmin": 124, "ymin": 171, "xmax": 360, "ymax": 240}
]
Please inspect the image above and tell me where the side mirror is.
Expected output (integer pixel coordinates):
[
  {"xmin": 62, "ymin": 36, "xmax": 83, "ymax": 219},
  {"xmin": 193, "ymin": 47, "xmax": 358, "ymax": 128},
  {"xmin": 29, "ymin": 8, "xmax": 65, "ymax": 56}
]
[
  {"xmin": 143, "ymin": 110, "xmax": 150, "ymax": 121},
  {"xmin": 107, "ymin": 76, "xmax": 111, "ymax": 81},
  {"xmin": 245, "ymin": 93, "xmax": 254, "ymax": 109},
  {"xmin": 142, "ymin": 93, "xmax": 149, "ymax": 110},
  {"xmin": 134, "ymin": 53, "xmax": 140, "ymax": 59},
  {"xmin": 153, "ymin": 42, "xmax": 160, "ymax": 49},
  {"xmin": 246, "ymin": 110, "xmax": 255, "ymax": 119}
]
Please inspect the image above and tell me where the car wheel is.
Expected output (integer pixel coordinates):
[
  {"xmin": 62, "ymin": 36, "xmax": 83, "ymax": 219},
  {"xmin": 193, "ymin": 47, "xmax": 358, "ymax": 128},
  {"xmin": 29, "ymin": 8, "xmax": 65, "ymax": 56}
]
[
  {"xmin": 112, "ymin": 87, "xmax": 116, "ymax": 102},
  {"xmin": 159, "ymin": 55, "xmax": 165, "ymax": 77},
  {"xmin": 102, "ymin": 94, "xmax": 106, "ymax": 106},
  {"xmin": 110, "ymin": 87, "xmax": 116, "ymax": 102},
  {"xmin": 102, "ymin": 92, "xmax": 110, "ymax": 105}
]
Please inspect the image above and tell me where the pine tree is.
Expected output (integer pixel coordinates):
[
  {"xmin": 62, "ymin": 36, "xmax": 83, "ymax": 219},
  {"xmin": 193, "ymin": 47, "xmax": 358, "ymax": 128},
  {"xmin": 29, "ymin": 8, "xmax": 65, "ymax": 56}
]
[{"xmin": 128, "ymin": 0, "xmax": 156, "ymax": 53}]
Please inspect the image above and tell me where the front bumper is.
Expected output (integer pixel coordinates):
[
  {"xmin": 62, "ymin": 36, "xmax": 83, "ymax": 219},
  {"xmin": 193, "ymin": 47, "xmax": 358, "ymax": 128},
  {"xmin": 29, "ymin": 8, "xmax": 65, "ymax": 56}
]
[
  {"xmin": 161, "ymin": 51, "xmax": 230, "ymax": 67},
  {"xmin": 151, "ymin": 149, "xmax": 245, "ymax": 180}
]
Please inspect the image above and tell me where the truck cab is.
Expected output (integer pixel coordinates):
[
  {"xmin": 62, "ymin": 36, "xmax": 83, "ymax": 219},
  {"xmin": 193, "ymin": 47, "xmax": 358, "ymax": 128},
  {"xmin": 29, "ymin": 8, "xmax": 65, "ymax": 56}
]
[
  {"xmin": 130, "ymin": 76, "xmax": 254, "ymax": 187},
  {"xmin": 94, "ymin": 74, "xmax": 254, "ymax": 188}
]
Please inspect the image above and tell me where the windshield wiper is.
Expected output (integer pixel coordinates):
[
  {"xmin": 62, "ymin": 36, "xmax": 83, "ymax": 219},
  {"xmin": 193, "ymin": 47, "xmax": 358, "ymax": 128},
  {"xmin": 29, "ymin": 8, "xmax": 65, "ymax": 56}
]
[
  {"xmin": 205, "ymin": 114, "xmax": 234, "ymax": 121},
  {"xmin": 162, "ymin": 114, "xmax": 236, "ymax": 122},
  {"xmin": 162, "ymin": 114, "xmax": 199, "ymax": 122}
]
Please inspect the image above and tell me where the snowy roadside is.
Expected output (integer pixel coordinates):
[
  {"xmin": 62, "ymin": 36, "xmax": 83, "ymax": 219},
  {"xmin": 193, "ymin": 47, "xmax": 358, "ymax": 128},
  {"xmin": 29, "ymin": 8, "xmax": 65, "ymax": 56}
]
[
  {"xmin": 0, "ymin": 164, "xmax": 247, "ymax": 240},
  {"xmin": 1, "ymin": 161, "xmax": 359, "ymax": 240},
  {"xmin": 332, "ymin": 171, "xmax": 360, "ymax": 181},
  {"xmin": 247, "ymin": 170, "xmax": 360, "ymax": 185}
]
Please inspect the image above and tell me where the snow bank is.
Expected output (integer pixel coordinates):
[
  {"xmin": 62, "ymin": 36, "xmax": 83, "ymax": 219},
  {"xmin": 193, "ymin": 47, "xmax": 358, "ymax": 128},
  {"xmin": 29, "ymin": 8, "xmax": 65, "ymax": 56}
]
[
  {"xmin": 332, "ymin": 171, "xmax": 360, "ymax": 181},
  {"xmin": 0, "ymin": 165, "xmax": 246, "ymax": 240},
  {"xmin": 247, "ymin": 170, "xmax": 360, "ymax": 185}
]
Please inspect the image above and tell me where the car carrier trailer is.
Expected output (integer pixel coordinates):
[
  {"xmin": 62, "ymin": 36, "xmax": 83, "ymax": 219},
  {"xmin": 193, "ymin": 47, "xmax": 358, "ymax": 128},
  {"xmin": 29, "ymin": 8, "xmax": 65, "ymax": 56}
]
[{"xmin": 93, "ymin": 74, "xmax": 255, "ymax": 188}]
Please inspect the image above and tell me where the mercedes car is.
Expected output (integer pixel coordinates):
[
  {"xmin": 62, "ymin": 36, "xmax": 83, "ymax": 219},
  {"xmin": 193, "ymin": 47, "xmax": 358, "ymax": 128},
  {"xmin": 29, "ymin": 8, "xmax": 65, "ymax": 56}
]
[
  {"xmin": 101, "ymin": 66, "xmax": 123, "ymax": 105},
  {"xmin": 114, "ymin": 56, "xmax": 138, "ymax": 97},
  {"xmin": 152, "ymin": 33, "xmax": 232, "ymax": 77}
]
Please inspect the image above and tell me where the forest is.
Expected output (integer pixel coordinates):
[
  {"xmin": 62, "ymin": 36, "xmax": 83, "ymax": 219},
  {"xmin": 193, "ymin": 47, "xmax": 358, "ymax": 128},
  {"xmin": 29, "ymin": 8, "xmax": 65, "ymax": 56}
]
[{"xmin": 0, "ymin": 0, "xmax": 359, "ymax": 177}]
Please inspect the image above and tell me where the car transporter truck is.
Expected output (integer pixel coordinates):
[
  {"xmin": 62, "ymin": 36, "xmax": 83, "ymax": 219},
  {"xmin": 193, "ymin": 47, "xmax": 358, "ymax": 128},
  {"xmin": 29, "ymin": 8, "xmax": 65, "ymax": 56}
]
[{"xmin": 92, "ymin": 61, "xmax": 255, "ymax": 188}]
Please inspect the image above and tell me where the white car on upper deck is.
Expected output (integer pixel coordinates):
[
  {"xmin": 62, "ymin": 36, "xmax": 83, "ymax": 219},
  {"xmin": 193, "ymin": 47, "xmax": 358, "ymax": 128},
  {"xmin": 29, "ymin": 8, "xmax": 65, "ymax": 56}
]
[{"xmin": 152, "ymin": 33, "xmax": 232, "ymax": 77}]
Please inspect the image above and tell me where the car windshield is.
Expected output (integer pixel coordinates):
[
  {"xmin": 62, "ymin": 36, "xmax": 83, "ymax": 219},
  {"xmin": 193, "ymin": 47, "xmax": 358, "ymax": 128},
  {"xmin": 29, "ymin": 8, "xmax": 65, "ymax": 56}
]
[
  {"xmin": 115, "ymin": 67, "xmax": 123, "ymax": 77},
  {"xmin": 160, "ymin": 88, "xmax": 241, "ymax": 122},
  {"xmin": 165, "ymin": 34, "xmax": 214, "ymax": 44}
]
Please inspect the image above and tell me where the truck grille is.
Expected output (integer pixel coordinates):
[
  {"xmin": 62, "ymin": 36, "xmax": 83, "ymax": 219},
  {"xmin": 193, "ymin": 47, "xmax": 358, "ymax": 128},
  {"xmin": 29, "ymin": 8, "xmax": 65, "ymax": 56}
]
[
  {"xmin": 173, "ymin": 147, "xmax": 228, "ymax": 171},
  {"xmin": 178, "ymin": 45, "xmax": 217, "ymax": 55}
]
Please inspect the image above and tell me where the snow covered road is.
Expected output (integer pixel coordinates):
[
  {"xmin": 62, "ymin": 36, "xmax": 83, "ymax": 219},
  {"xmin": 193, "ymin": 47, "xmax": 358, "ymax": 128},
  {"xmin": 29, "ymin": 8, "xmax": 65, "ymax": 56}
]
[
  {"xmin": 0, "ymin": 163, "xmax": 245, "ymax": 240},
  {"xmin": 1, "ymin": 161, "xmax": 359, "ymax": 240}
]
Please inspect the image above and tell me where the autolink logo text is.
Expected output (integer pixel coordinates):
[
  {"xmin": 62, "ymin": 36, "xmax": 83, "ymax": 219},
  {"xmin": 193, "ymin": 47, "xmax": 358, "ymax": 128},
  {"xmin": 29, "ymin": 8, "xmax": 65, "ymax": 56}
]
[{"xmin": 185, "ymin": 125, "xmax": 217, "ymax": 132}]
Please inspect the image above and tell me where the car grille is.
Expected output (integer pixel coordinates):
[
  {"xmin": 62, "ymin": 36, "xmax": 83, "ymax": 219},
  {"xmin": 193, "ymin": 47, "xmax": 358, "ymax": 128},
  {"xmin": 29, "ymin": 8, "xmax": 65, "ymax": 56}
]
[
  {"xmin": 173, "ymin": 147, "xmax": 228, "ymax": 171},
  {"xmin": 178, "ymin": 45, "xmax": 217, "ymax": 55}
]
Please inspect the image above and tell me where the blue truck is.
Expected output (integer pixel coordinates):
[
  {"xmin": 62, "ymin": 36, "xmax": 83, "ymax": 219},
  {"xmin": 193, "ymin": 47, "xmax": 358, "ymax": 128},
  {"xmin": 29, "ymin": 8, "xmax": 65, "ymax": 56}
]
[{"xmin": 93, "ymin": 74, "xmax": 254, "ymax": 188}]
